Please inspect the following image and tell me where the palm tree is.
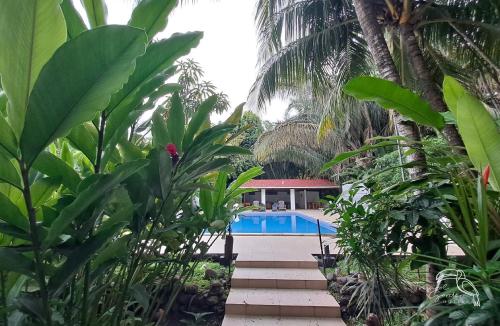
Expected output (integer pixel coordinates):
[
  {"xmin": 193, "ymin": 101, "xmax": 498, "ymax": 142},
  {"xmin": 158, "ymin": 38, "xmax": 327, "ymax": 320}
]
[
  {"xmin": 253, "ymin": 90, "xmax": 390, "ymax": 178},
  {"xmin": 250, "ymin": 0, "xmax": 499, "ymax": 155},
  {"xmin": 350, "ymin": 0, "xmax": 427, "ymax": 180}
]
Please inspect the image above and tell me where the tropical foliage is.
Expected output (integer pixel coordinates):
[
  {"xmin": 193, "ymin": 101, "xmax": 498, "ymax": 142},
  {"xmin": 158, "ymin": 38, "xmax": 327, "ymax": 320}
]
[
  {"xmin": 324, "ymin": 75, "xmax": 500, "ymax": 324},
  {"xmin": 0, "ymin": 1, "xmax": 261, "ymax": 325}
]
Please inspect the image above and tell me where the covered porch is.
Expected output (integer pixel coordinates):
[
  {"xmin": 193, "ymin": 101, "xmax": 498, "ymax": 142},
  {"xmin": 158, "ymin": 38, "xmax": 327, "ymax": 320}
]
[{"xmin": 241, "ymin": 179, "xmax": 339, "ymax": 210}]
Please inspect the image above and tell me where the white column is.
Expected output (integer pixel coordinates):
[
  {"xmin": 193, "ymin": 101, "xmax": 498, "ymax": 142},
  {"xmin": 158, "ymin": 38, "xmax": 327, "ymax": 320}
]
[
  {"xmin": 290, "ymin": 189, "xmax": 296, "ymax": 210},
  {"xmin": 304, "ymin": 189, "xmax": 307, "ymax": 209},
  {"xmin": 261, "ymin": 189, "xmax": 266, "ymax": 206}
]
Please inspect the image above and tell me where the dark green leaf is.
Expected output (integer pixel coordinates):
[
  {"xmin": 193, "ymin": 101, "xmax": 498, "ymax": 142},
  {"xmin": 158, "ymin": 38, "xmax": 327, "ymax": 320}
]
[
  {"xmin": 32, "ymin": 151, "xmax": 81, "ymax": 192},
  {"xmin": 167, "ymin": 93, "xmax": 185, "ymax": 148},
  {"xmin": 344, "ymin": 76, "xmax": 445, "ymax": 129},
  {"xmin": 30, "ymin": 177, "xmax": 60, "ymax": 208},
  {"xmin": 104, "ymin": 32, "xmax": 202, "ymax": 118},
  {"xmin": 0, "ymin": 248, "xmax": 33, "ymax": 276},
  {"xmin": 61, "ymin": 0, "xmax": 87, "ymax": 39},
  {"xmin": 465, "ymin": 311, "xmax": 493, "ymax": 324},
  {"xmin": 0, "ymin": 150, "xmax": 22, "ymax": 189},
  {"xmin": 182, "ymin": 95, "xmax": 218, "ymax": 151},
  {"xmin": 66, "ymin": 122, "xmax": 98, "ymax": 162},
  {"xmin": 20, "ymin": 26, "xmax": 148, "ymax": 165},
  {"xmin": 131, "ymin": 283, "xmax": 150, "ymax": 310},
  {"xmin": 0, "ymin": 192, "xmax": 28, "ymax": 231},
  {"xmin": 44, "ymin": 159, "xmax": 148, "ymax": 246},
  {"xmin": 151, "ymin": 110, "xmax": 170, "ymax": 147},
  {"xmin": 0, "ymin": 223, "xmax": 30, "ymax": 241},
  {"xmin": 48, "ymin": 224, "xmax": 121, "ymax": 296},
  {"xmin": 322, "ymin": 141, "xmax": 398, "ymax": 170},
  {"xmin": 128, "ymin": 0, "xmax": 176, "ymax": 38},
  {"xmin": 81, "ymin": 0, "xmax": 107, "ymax": 28},
  {"xmin": 0, "ymin": 116, "xmax": 19, "ymax": 158}
]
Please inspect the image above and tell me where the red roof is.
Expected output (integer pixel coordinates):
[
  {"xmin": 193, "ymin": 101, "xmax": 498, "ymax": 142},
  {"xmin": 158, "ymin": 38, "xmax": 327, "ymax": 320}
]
[{"xmin": 241, "ymin": 179, "xmax": 337, "ymax": 189}]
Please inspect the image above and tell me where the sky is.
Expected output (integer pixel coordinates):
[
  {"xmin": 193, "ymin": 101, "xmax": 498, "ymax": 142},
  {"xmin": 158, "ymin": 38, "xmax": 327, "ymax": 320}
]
[{"xmin": 75, "ymin": 0, "xmax": 288, "ymax": 122}]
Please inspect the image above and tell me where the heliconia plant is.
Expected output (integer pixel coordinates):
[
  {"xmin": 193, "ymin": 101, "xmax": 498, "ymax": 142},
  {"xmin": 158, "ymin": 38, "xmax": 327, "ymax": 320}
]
[{"xmin": 0, "ymin": 1, "xmax": 261, "ymax": 325}]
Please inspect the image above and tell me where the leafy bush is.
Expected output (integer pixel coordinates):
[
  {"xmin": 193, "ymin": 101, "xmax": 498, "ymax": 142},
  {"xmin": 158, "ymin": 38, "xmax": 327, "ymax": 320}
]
[
  {"xmin": 324, "ymin": 75, "xmax": 500, "ymax": 324},
  {"xmin": 0, "ymin": 1, "xmax": 262, "ymax": 325}
]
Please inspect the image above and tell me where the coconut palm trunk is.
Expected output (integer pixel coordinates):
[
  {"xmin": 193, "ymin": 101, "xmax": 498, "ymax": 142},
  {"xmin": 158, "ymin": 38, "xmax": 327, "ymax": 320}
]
[
  {"xmin": 352, "ymin": 0, "xmax": 426, "ymax": 180},
  {"xmin": 400, "ymin": 22, "xmax": 464, "ymax": 150},
  {"xmin": 352, "ymin": 0, "xmax": 438, "ymax": 311}
]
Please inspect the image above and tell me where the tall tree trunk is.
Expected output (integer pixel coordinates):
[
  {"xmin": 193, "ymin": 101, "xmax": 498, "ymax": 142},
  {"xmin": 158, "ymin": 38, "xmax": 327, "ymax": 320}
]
[
  {"xmin": 400, "ymin": 23, "xmax": 464, "ymax": 150},
  {"xmin": 352, "ymin": 0, "xmax": 426, "ymax": 180}
]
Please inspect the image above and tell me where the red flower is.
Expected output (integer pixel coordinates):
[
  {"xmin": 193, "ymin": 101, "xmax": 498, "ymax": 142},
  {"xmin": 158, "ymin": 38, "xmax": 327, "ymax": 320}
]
[
  {"xmin": 482, "ymin": 165, "xmax": 491, "ymax": 187},
  {"xmin": 165, "ymin": 143, "xmax": 177, "ymax": 156}
]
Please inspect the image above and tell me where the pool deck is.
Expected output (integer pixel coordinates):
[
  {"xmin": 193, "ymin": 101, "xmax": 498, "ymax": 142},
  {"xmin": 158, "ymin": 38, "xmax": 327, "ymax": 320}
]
[
  {"xmin": 207, "ymin": 235, "xmax": 464, "ymax": 257},
  {"xmin": 209, "ymin": 208, "xmax": 463, "ymax": 257}
]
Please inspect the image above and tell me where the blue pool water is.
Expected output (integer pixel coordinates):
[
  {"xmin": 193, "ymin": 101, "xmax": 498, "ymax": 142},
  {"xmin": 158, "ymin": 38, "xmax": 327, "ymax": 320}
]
[{"xmin": 231, "ymin": 213, "xmax": 336, "ymax": 234}]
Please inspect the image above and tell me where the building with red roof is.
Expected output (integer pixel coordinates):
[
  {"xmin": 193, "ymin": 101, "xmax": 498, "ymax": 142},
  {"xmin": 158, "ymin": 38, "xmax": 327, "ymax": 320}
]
[{"xmin": 241, "ymin": 179, "xmax": 339, "ymax": 210}]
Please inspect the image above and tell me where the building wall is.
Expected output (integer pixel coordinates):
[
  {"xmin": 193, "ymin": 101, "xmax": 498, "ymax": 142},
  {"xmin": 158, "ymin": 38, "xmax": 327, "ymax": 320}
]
[{"xmin": 243, "ymin": 189, "xmax": 334, "ymax": 209}]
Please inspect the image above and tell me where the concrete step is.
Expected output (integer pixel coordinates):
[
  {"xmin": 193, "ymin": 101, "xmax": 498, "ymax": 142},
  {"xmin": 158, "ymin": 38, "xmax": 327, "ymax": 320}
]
[
  {"xmin": 225, "ymin": 288, "xmax": 341, "ymax": 318},
  {"xmin": 235, "ymin": 252, "xmax": 318, "ymax": 269},
  {"xmin": 231, "ymin": 267, "xmax": 327, "ymax": 289},
  {"xmin": 222, "ymin": 314, "xmax": 345, "ymax": 325}
]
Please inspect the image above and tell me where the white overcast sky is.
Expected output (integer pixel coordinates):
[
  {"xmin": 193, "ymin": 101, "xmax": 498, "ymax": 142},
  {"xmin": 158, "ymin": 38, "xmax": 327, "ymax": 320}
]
[{"xmin": 74, "ymin": 0, "xmax": 288, "ymax": 122}]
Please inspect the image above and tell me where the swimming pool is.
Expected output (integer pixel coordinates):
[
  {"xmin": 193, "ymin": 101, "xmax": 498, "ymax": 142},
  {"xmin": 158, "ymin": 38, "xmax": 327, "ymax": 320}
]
[{"xmin": 230, "ymin": 212, "xmax": 336, "ymax": 235}]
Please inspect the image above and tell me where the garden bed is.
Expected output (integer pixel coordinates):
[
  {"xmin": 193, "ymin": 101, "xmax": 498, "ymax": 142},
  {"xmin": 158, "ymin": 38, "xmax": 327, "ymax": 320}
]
[{"xmin": 164, "ymin": 260, "xmax": 232, "ymax": 325}]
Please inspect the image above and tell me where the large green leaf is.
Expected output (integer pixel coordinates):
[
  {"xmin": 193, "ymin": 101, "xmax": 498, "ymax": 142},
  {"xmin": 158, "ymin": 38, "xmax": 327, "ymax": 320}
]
[
  {"xmin": 226, "ymin": 166, "xmax": 263, "ymax": 197},
  {"xmin": 44, "ymin": 159, "xmax": 148, "ymax": 246},
  {"xmin": 0, "ymin": 150, "xmax": 22, "ymax": 189},
  {"xmin": 32, "ymin": 151, "xmax": 81, "ymax": 192},
  {"xmin": 224, "ymin": 103, "xmax": 244, "ymax": 125},
  {"xmin": 100, "ymin": 32, "xmax": 202, "ymax": 165},
  {"xmin": 456, "ymin": 93, "xmax": 500, "ymax": 190},
  {"xmin": 151, "ymin": 110, "xmax": 170, "ymax": 147},
  {"xmin": 322, "ymin": 140, "xmax": 399, "ymax": 171},
  {"xmin": 61, "ymin": 0, "xmax": 87, "ymax": 39},
  {"xmin": 0, "ymin": 116, "xmax": 19, "ymax": 158},
  {"xmin": 30, "ymin": 177, "xmax": 60, "ymax": 208},
  {"xmin": 344, "ymin": 76, "xmax": 445, "ymax": 130},
  {"xmin": 182, "ymin": 95, "xmax": 218, "ymax": 151},
  {"xmin": 66, "ymin": 122, "xmax": 98, "ymax": 162},
  {"xmin": 104, "ymin": 32, "xmax": 201, "ymax": 118},
  {"xmin": 0, "ymin": 248, "xmax": 34, "ymax": 277},
  {"xmin": 20, "ymin": 26, "xmax": 148, "ymax": 165},
  {"xmin": 81, "ymin": 0, "xmax": 107, "ymax": 28},
  {"xmin": 48, "ymin": 223, "xmax": 121, "ymax": 296},
  {"xmin": 128, "ymin": 0, "xmax": 177, "ymax": 38},
  {"xmin": 167, "ymin": 93, "xmax": 185, "ymax": 148},
  {"xmin": 0, "ymin": 192, "xmax": 28, "ymax": 231},
  {"xmin": 0, "ymin": 0, "xmax": 67, "ymax": 138},
  {"xmin": 0, "ymin": 89, "xmax": 6, "ymax": 115},
  {"xmin": 442, "ymin": 76, "xmax": 467, "ymax": 116}
]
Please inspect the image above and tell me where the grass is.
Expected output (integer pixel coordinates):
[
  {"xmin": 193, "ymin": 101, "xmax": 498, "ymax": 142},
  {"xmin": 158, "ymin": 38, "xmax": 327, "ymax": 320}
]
[{"xmin": 185, "ymin": 261, "xmax": 229, "ymax": 291}]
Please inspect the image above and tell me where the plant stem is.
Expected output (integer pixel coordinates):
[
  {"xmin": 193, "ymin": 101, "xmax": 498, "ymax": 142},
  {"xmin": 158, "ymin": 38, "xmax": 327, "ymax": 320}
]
[
  {"xmin": 82, "ymin": 112, "xmax": 107, "ymax": 326},
  {"xmin": 129, "ymin": 122, "xmax": 136, "ymax": 142},
  {"xmin": 1, "ymin": 271, "xmax": 7, "ymax": 326},
  {"xmin": 20, "ymin": 162, "xmax": 51, "ymax": 326},
  {"xmin": 94, "ymin": 112, "xmax": 106, "ymax": 174}
]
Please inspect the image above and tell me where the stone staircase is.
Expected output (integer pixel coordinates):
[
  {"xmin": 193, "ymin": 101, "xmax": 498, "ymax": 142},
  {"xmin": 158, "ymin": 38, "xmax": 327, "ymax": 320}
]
[{"xmin": 222, "ymin": 254, "xmax": 344, "ymax": 325}]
